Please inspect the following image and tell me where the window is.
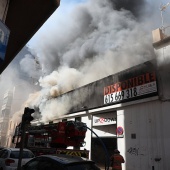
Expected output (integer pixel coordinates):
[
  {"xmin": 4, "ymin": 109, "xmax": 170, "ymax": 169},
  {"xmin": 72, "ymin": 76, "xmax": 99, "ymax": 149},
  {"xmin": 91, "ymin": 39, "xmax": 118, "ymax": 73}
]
[
  {"xmin": 23, "ymin": 158, "xmax": 62, "ymax": 170},
  {"xmin": 0, "ymin": 150, "xmax": 8, "ymax": 158},
  {"xmin": 10, "ymin": 151, "xmax": 34, "ymax": 159}
]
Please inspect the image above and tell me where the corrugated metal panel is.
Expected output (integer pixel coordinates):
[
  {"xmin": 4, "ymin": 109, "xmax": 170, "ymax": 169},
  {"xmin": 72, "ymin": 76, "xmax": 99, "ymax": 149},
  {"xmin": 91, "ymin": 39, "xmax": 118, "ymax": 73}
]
[{"xmin": 117, "ymin": 100, "xmax": 170, "ymax": 170}]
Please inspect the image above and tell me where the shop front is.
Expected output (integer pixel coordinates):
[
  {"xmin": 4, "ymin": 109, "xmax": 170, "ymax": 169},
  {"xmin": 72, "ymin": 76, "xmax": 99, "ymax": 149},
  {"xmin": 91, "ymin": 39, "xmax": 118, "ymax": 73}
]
[{"xmin": 91, "ymin": 112, "xmax": 117, "ymax": 167}]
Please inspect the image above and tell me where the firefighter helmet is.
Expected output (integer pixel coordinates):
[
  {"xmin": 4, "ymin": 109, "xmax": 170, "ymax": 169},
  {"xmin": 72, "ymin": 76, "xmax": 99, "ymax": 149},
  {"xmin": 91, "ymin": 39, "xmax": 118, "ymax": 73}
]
[{"xmin": 114, "ymin": 149, "xmax": 120, "ymax": 153}]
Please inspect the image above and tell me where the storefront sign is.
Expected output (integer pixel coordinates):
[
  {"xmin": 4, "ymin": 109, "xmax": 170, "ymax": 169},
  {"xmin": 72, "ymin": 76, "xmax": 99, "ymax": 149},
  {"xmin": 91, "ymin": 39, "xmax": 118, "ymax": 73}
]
[
  {"xmin": 0, "ymin": 19, "xmax": 10, "ymax": 63},
  {"xmin": 104, "ymin": 72, "xmax": 157, "ymax": 104},
  {"xmin": 93, "ymin": 112, "xmax": 116, "ymax": 126}
]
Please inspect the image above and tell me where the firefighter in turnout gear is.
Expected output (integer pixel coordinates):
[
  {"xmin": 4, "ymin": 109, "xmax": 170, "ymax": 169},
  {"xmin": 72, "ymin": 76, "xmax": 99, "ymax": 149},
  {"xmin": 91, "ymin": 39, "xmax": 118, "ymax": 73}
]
[{"xmin": 110, "ymin": 149, "xmax": 125, "ymax": 170}]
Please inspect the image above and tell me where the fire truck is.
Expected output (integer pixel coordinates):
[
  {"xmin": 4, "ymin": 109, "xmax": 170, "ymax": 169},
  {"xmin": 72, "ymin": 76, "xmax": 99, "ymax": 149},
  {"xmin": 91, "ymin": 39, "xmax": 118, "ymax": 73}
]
[{"xmin": 12, "ymin": 121, "xmax": 89, "ymax": 158}]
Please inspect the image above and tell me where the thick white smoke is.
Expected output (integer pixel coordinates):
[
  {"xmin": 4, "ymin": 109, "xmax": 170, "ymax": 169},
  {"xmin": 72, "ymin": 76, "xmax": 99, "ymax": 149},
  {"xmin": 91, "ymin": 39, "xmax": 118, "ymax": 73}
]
[{"xmin": 15, "ymin": 0, "xmax": 170, "ymax": 123}]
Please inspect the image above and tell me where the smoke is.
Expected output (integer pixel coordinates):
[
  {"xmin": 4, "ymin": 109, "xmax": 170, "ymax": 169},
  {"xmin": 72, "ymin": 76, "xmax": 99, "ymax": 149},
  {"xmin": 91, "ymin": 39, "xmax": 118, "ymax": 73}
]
[
  {"xmin": 19, "ymin": 54, "xmax": 42, "ymax": 79},
  {"xmin": 15, "ymin": 0, "xmax": 170, "ymax": 123},
  {"xmin": 109, "ymin": 0, "xmax": 146, "ymax": 17},
  {"xmin": 28, "ymin": 0, "xmax": 156, "ymax": 72}
]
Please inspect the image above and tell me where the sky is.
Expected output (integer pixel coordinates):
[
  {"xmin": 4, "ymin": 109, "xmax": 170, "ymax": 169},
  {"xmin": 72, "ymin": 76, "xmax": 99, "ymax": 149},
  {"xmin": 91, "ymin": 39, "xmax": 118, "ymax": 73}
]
[{"xmin": 2, "ymin": 0, "xmax": 170, "ymax": 123}]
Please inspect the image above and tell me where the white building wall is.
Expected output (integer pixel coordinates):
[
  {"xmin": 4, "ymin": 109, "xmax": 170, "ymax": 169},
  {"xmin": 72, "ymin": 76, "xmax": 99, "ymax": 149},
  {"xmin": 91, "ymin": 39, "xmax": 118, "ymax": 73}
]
[
  {"xmin": 117, "ymin": 110, "xmax": 126, "ymax": 170},
  {"xmin": 117, "ymin": 100, "xmax": 170, "ymax": 170},
  {"xmin": 159, "ymin": 102, "xmax": 170, "ymax": 170},
  {"xmin": 81, "ymin": 115, "xmax": 92, "ymax": 159}
]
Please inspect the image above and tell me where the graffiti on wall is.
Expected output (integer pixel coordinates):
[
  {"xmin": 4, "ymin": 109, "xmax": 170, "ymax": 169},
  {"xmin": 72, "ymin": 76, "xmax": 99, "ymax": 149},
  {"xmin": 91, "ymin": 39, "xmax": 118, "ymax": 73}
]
[
  {"xmin": 127, "ymin": 146, "xmax": 147, "ymax": 156},
  {"xmin": 127, "ymin": 147, "xmax": 139, "ymax": 156}
]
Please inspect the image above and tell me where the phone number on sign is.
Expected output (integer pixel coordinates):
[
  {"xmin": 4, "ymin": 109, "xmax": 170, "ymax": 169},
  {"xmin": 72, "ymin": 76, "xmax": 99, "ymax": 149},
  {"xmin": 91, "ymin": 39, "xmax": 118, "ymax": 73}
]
[
  {"xmin": 104, "ymin": 81, "xmax": 157, "ymax": 104},
  {"xmin": 104, "ymin": 87, "xmax": 138, "ymax": 104}
]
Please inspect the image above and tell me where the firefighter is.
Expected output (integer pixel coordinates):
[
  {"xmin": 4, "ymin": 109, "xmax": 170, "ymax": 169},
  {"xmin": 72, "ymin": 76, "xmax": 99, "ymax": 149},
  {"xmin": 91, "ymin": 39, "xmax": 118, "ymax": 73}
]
[{"xmin": 110, "ymin": 149, "xmax": 125, "ymax": 170}]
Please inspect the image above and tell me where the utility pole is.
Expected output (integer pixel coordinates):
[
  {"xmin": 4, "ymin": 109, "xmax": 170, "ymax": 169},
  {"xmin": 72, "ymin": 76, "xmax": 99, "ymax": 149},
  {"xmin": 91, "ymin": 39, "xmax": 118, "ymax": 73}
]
[
  {"xmin": 17, "ymin": 107, "xmax": 35, "ymax": 170},
  {"xmin": 17, "ymin": 121, "xmax": 26, "ymax": 170}
]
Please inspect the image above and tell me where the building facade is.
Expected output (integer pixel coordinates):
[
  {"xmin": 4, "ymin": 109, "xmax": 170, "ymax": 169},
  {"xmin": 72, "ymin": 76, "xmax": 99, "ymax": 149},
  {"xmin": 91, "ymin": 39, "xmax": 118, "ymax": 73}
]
[
  {"xmin": 6, "ymin": 59, "xmax": 170, "ymax": 170},
  {"xmin": 52, "ymin": 59, "xmax": 170, "ymax": 170},
  {"xmin": 0, "ymin": 90, "xmax": 13, "ymax": 146},
  {"xmin": 0, "ymin": 80, "xmax": 40, "ymax": 148}
]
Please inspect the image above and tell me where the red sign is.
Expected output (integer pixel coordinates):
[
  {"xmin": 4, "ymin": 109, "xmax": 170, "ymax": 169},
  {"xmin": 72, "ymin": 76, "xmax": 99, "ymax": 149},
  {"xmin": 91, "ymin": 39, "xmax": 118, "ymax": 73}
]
[
  {"xmin": 104, "ymin": 72, "xmax": 157, "ymax": 105},
  {"xmin": 116, "ymin": 126, "xmax": 124, "ymax": 135},
  {"xmin": 104, "ymin": 72, "xmax": 156, "ymax": 95}
]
